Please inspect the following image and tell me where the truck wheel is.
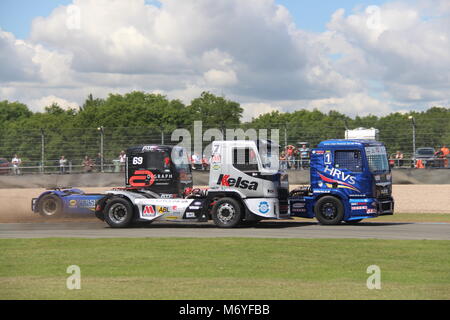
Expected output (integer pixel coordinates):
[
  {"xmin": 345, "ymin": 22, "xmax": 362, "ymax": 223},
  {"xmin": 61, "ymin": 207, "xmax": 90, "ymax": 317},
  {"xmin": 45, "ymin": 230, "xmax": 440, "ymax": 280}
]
[
  {"xmin": 212, "ymin": 198, "xmax": 242, "ymax": 228},
  {"xmin": 104, "ymin": 198, "xmax": 134, "ymax": 228},
  {"xmin": 314, "ymin": 196, "xmax": 344, "ymax": 225},
  {"xmin": 38, "ymin": 194, "xmax": 62, "ymax": 217}
]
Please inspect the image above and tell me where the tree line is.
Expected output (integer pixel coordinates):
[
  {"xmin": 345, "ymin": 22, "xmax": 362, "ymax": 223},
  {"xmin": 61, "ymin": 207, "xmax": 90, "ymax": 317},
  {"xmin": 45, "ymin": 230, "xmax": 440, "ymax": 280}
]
[{"xmin": 0, "ymin": 91, "xmax": 449, "ymax": 164}]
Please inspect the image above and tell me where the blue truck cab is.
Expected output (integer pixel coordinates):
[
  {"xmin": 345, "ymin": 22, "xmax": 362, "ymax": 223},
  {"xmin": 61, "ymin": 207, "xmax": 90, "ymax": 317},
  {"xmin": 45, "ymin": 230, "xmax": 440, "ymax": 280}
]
[{"xmin": 289, "ymin": 139, "xmax": 394, "ymax": 224}]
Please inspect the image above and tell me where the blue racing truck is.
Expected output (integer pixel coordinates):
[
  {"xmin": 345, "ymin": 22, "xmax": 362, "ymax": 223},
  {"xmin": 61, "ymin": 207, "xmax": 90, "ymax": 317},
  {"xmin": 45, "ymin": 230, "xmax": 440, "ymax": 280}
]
[{"xmin": 289, "ymin": 139, "xmax": 394, "ymax": 224}]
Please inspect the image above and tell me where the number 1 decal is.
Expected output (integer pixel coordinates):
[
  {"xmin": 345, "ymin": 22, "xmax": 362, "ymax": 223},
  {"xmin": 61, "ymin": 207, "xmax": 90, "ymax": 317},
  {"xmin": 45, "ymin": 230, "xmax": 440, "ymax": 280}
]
[{"xmin": 324, "ymin": 151, "xmax": 332, "ymax": 165}]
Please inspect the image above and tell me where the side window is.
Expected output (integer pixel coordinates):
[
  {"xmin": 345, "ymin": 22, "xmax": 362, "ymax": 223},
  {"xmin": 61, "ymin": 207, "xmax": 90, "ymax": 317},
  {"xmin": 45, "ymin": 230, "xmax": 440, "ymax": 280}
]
[
  {"xmin": 334, "ymin": 150, "xmax": 363, "ymax": 172},
  {"xmin": 232, "ymin": 148, "xmax": 259, "ymax": 172},
  {"xmin": 145, "ymin": 151, "xmax": 170, "ymax": 171}
]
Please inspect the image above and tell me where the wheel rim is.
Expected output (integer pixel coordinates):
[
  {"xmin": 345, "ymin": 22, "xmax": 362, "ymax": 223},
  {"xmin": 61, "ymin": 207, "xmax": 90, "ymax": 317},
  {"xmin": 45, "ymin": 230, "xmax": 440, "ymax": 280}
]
[
  {"xmin": 216, "ymin": 203, "xmax": 235, "ymax": 224},
  {"xmin": 108, "ymin": 203, "xmax": 128, "ymax": 224},
  {"xmin": 42, "ymin": 199, "xmax": 58, "ymax": 216},
  {"xmin": 321, "ymin": 203, "xmax": 337, "ymax": 220}
]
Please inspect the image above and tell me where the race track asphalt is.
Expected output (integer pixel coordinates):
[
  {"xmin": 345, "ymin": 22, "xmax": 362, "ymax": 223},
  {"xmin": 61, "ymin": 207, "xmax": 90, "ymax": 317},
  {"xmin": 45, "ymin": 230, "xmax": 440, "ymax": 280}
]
[{"xmin": 1, "ymin": 220, "xmax": 449, "ymax": 240}]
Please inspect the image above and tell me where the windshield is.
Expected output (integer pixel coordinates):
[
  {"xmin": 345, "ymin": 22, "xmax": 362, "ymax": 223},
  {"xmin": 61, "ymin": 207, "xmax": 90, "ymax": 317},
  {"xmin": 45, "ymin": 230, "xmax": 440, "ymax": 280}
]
[
  {"xmin": 365, "ymin": 146, "xmax": 389, "ymax": 172},
  {"xmin": 171, "ymin": 147, "xmax": 191, "ymax": 172},
  {"xmin": 258, "ymin": 148, "xmax": 279, "ymax": 170}
]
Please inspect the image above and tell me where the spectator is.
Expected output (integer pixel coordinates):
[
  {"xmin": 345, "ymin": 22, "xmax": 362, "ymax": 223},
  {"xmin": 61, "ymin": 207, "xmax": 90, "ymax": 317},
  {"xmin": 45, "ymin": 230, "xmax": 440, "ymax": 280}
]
[
  {"xmin": 298, "ymin": 144, "xmax": 310, "ymax": 170},
  {"xmin": 394, "ymin": 150, "xmax": 404, "ymax": 167},
  {"xmin": 279, "ymin": 151, "xmax": 287, "ymax": 170},
  {"xmin": 415, "ymin": 159, "xmax": 425, "ymax": 169},
  {"xmin": 435, "ymin": 145, "xmax": 449, "ymax": 168},
  {"xmin": 59, "ymin": 155, "xmax": 67, "ymax": 174},
  {"xmin": 11, "ymin": 154, "xmax": 21, "ymax": 175},
  {"xmin": 83, "ymin": 156, "xmax": 93, "ymax": 173},
  {"xmin": 119, "ymin": 150, "xmax": 126, "ymax": 172},
  {"xmin": 95, "ymin": 153, "xmax": 103, "ymax": 172},
  {"xmin": 286, "ymin": 145, "xmax": 296, "ymax": 169}
]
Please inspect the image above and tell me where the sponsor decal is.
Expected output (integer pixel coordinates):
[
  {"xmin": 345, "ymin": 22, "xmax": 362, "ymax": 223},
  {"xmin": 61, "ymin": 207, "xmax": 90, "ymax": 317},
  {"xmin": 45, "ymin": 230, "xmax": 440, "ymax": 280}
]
[
  {"xmin": 69, "ymin": 199, "xmax": 96, "ymax": 208},
  {"xmin": 130, "ymin": 170, "xmax": 155, "ymax": 187},
  {"xmin": 217, "ymin": 174, "xmax": 258, "ymax": 190},
  {"xmin": 212, "ymin": 164, "xmax": 221, "ymax": 170},
  {"xmin": 352, "ymin": 202, "xmax": 368, "ymax": 206},
  {"xmin": 142, "ymin": 205, "xmax": 156, "ymax": 217},
  {"xmin": 211, "ymin": 154, "xmax": 221, "ymax": 163},
  {"xmin": 185, "ymin": 212, "xmax": 196, "ymax": 218},
  {"xmin": 315, "ymin": 150, "xmax": 325, "ymax": 154},
  {"xmin": 319, "ymin": 166, "xmax": 361, "ymax": 193},
  {"xmin": 258, "ymin": 201, "xmax": 270, "ymax": 214},
  {"xmin": 367, "ymin": 209, "xmax": 377, "ymax": 214},
  {"xmin": 351, "ymin": 206, "xmax": 368, "ymax": 210},
  {"xmin": 141, "ymin": 145, "xmax": 157, "ymax": 152},
  {"xmin": 292, "ymin": 202, "xmax": 305, "ymax": 208},
  {"xmin": 156, "ymin": 206, "xmax": 169, "ymax": 214}
]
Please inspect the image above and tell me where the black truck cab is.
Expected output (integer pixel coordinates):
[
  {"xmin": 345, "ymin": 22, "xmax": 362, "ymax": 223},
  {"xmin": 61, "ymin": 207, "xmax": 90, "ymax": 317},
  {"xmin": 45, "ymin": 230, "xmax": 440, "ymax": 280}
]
[{"xmin": 125, "ymin": 145, "xmax": 193, "ymax": 197}]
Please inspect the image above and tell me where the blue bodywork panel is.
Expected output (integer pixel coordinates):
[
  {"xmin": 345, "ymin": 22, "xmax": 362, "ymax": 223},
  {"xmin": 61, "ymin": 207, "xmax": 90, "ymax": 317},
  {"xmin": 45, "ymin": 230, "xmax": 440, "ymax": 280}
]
[
  {"xmin": 32, "ymin": 188, "xmax": 105, "ymax": 215},
  {"xmin": 290, "ymin": 139, "xmax": 394, "ymax": 221}
]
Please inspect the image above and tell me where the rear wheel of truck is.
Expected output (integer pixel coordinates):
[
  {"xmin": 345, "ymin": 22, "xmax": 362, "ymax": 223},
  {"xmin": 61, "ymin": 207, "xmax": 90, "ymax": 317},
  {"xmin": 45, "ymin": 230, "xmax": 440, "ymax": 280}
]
[
  {"xmin": 38, "ymin": 194, "xmax": 62, "ymax": 217},
  {"xmin": 212, "ymin": 197, "xmax": 243, "ymax": 228},
  {"xmin": 314, "ymin": 196, "xmax": 344, "ymax": 225},
  {"xmin": 104, "ymin": 197, "xmax": 134, "ymax": 228}
]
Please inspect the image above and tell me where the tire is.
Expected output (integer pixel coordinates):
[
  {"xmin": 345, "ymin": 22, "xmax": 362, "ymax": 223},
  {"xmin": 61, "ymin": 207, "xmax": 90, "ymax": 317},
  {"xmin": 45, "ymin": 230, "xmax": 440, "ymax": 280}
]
[
  {"xmin": 314, "ymin": 196, "xmax": 344, "ymax": 225},
  {"xmin": 345, "ymin": 219, "xmax": 363, "ymax": 224},
  {"xmin": 38, "ymin": 194, "xmax": 62, "ymax": 217},
  {"xmin": 212, "ymin": 197, "xmax": 243, "ymax": 228},
  {"xmin": 104, "ymin": 197, "xmax": 134, "ymax": 228}
]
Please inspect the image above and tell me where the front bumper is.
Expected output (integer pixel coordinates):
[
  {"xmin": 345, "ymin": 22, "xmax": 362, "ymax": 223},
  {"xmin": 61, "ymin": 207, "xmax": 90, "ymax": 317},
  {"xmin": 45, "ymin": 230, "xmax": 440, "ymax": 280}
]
[
  {"xmin": 347, "ymin": 197, "xmax": 394, "ymax": 220},
  {"xmin": 377, "ymin": 197, "xmax": 394, "ymax": 216}
]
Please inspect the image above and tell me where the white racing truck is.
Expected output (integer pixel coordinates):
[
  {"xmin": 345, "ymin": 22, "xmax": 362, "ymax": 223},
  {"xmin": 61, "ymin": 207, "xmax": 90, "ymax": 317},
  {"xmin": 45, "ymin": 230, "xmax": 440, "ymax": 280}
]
[{"xmin": 95, "ymin": 139, "xmax": 289, "ymax": 228}]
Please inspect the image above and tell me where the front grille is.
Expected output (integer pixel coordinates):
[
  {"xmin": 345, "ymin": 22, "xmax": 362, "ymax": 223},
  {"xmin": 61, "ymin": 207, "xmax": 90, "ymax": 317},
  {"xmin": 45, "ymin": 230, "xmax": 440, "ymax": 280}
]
[{"xmin": 376, "ymin": 185, "xmax": 391, "ymax": 198}]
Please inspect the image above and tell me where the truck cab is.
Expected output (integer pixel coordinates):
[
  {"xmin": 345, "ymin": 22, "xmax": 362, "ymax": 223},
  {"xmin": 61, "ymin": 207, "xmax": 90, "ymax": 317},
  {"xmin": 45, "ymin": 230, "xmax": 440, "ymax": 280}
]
[
  {"xmin": 126, "ymin": 145, "xmax": 193, "ymax": 197},
  {"xmin": 290, "ymin": 139, "xmax": 394, "ymax": 224},
  {"xmin": 207, "ymin": 139, "xmax": 289, "ymax": 222}
]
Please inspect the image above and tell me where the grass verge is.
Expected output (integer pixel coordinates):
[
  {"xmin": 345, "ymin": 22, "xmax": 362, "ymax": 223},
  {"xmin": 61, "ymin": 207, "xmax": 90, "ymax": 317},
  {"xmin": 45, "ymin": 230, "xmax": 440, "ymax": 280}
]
[{"xmin": 0, "ymin": 237, "xmax": 449, "ymax": 300}]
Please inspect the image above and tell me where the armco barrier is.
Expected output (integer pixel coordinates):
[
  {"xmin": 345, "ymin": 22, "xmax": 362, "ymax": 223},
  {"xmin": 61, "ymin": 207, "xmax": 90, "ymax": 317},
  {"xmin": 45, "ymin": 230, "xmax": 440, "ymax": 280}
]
[{"xmin": 0, "ymin": 169, "xmax": 449, "ymax": 189}]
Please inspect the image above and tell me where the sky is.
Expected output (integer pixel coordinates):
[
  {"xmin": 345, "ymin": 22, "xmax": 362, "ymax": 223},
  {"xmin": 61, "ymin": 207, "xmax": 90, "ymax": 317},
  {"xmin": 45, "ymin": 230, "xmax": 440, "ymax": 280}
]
[{"xmin": 0, "ymin": 0, "xmax": 449, "ymax": 120}]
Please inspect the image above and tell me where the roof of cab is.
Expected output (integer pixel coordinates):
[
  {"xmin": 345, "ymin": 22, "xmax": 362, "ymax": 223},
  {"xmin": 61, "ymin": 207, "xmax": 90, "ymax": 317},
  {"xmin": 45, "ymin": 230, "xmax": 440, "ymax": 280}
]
[
  {"xmin": 126, "ymin": 145, "xmax": 175, "ymax": 153},
  {"xmin": 317, "ymin": 139, "xmax": 384, "ymax": 148}
]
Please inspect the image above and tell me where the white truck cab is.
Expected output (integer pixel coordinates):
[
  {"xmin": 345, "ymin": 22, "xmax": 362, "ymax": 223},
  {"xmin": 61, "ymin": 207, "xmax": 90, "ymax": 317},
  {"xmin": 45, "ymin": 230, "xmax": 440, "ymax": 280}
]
[{"xmin": 207, "ymin": 140, "xmax": 289, "ymax": 222}]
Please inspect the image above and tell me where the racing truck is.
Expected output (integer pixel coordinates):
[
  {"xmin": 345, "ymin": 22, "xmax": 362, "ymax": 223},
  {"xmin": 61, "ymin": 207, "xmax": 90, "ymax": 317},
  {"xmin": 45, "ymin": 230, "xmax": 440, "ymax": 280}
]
[
  {"xmin": 94, "ymin": 139, "xmax": 393, "ymax": 228},
  {"xmin": 33, "ymin": 138, "xmax": 394, "ymax": 228},
  {"xmin": 32, "ymin": 145, "xmax": 193, "ymax": 217}
]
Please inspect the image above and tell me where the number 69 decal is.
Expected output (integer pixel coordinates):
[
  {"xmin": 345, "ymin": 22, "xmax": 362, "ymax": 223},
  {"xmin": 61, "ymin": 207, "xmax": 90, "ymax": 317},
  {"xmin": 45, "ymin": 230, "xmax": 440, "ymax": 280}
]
[{"xmin": 132, "ymin": 157, "xmax": 143, "ymax": 165}]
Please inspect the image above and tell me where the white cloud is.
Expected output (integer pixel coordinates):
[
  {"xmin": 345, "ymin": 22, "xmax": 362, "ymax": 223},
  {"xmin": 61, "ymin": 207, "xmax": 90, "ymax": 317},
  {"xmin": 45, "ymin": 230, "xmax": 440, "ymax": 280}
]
[
  {"xmin": 0, "ymin": 0, "xmax": 448, "ymax": 116},
  {"xmin": 28, "ymin": 95, "xmax": 79, "ymax": 112}
]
